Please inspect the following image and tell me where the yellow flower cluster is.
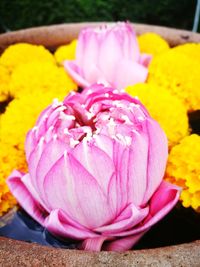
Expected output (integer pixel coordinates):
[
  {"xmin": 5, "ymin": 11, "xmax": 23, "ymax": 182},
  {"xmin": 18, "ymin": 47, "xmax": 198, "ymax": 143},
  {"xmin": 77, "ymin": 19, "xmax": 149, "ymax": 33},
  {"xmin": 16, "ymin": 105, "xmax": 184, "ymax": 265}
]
[
  {"xmin": 147, "ymin": 49, "xmax": 200, "ymax": 112},
  {"xmin": 0, "ymin": 65, "xmax": 10, "ymax": 102},
  {"xmin": 165, "ymin": 135, "xmax": 200, "ymax": 211},
  {"xmin": 54, "ymin": 39, "xmax": 77, "ymax": 64},
  {"xmin": 0, "ymin": 43, "xmax": 56, "ymax": 101},
  {"xmin": 137, "ymin": 32, "xmax": 170, "ymax": 57},
  {"xmin": 126, "ymin": 83, "xmax": 189, "ymax": 148},
  {"xmin": 172, "ymin": 43, "xmax": 200, "ymax": 61},
  {"xmin": 0, "ymin": 43, "xmax": 55, "ymax": 73},
  {"xmin": 10, "ymin": 61, "xmax": 77, "ymax": 98},
  {"xmin": 0, "ymin": 178, "xmax": 16, "ymax": 217}
]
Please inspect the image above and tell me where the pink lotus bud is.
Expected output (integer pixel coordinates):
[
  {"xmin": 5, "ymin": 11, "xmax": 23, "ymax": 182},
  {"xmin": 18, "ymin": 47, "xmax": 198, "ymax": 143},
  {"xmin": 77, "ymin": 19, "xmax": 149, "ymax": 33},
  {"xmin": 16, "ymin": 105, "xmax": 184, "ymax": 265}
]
[
  {"xmin": 64, "ymin": 23, "xmax": 151, "ymax": 91},
  {"xmin": 7, "ymin": 84, "xmax": 180, "ymax": 252}
]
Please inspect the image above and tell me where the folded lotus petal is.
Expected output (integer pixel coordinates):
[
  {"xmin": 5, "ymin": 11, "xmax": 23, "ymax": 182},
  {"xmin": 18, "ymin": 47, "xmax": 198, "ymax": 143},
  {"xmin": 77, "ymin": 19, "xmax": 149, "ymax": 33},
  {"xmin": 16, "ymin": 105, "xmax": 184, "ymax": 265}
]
[
  {"xmin": 95, "ymin": 204, "xmax": 149, "ymax": 234},
  {"xmin": 64, "ymin": 61, "xmax": 89, "ymax": 87},
  {"xmin": 103, "ymin": 232, "xmax": 146, "ymax": 252},
  {"xmin": 76, "ymin": 30, "xmax": 86, "ymax": 66},
  {"xmin": 113, "ymin": 59, "xmax": 148, "ymax": 90},
  {"xmin": 142, "ymin": 119, "xmax": 168, "ymax": 204},
  {"xmin": 44, "ymin": 152, "xmax": 113, "ymax": 228},
  {"xmin": 28, "ymin": 137, "xmax": 46, "ymax": 190},
  {"xmin": 111, "ymin": 141, "xmax": 129, "ymax": 211},
  {"xmin": 25, "ymin": 130, "xmax": 37, "ymax": 162},
  {"xmin": 93, "ymin": 134, "xmax": 114, "ymax": 159},
  {"xmin": 7, "ymin": 170, "xmax": 47, "ymax": 225},
  {"xmin": 43, "ymin": 154, "xmax": 84, "ymax": 223},
  {"xmin": 25, "ymin": 104, "xmax": 51, "ymax": 161},
  {"xmin": 21, "ymin": 173, "xmax": 49, "ymax": 212},
  {"xmin": 78, "ymin": 31, "xmax": 99, "ymax": 71},
  {"xmin": 68, "ymin": 153, "xmax": 115, "ymax": 228},
  {"xmin": 98, "ymin": 31, "xmax": 122, "ymax": 82},
  {"xmin": 139, "ymin": 53, "xmax": 152, "ymax": 67},
  {"xmin": 45, "ymin": 106, "xmax": 65, "ymax": 129},
  {"xmin": 34, "ymin": 106, "xmax": 53, "ymax": 140},
  {"xmin": 127, "ymin": 131, "xmax": 149, "ymax": 205},
  {"xmin": 107, "ymin": 181, "xmax": 180, "ymax": 237},
  {"xmin": 81, "ymin": 236, "xmax": 109, "ymax": 252},
  {"xmin": 82, "ymin": 64, "xmax": 106, "ymax": 86},
  {"xmin": 36, "ymin": 139, "xmax": 67, "ymax": 203},
  {"xmin": 123, "ymin": 23, "xmax": 140, "ymax": 61},
  {"xmin": 44, "ymin": 209, "xmax": 98, "ymax": 239},
  {"xmin": 148, "ymin": 181, "xmax": 181, "ymax": 216},
  {"xmin": 72, "ymin": 141, "xmax": 115, "ymax": 193},
  {"xmin": 106, "ymin": 173, "xmax": 118, "ymax": 215},
  {"xmin": 36, "ymin": 105, "xmax": 52, "ymax": 128}
]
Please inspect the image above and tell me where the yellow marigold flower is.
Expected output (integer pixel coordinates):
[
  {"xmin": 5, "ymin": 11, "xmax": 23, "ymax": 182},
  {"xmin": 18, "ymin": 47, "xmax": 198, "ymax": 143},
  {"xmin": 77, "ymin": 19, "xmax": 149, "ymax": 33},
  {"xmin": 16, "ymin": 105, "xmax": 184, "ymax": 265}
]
[
  {"xmin": 172, "ymin": 43, "xmax": 200, "ymax": 61},
  {"xmin": 0, "ymin": 143, "xmax": 28, "ymax": 180},
  {"xmin": 9, "ymin": 61, "xmax": 77, "ymax": 98},
  {"xmin": 165, "ymin": 134, "xmax": 200, "ymax": 211},
  {"xmin": 0, "ymin": 64, "xmax": 11, "ymax": 102},
  {"xmin": 137, "ymin": 32, "xmax": 169, "ymax": 57},
  {"xmin": 54, "ymin": 39, "xmax": 77, "ymax": 64},
  {"xmin": 126, "ymin": 83, "xmax": 189, "ymax": 148},
  {"xmin": 0, "ymin": 43, "xmax": 55, "ymax": 73},
  {"xmin": 0, "ymin": 177, "xmax": 16, "ymax": 216},
  {"xmin": 148, "ymin": 50, "xmax": 200, "ymax": 111},
  {"xmin": 0, "ymin": 90, "xmax": 68, "ymax": 181}
]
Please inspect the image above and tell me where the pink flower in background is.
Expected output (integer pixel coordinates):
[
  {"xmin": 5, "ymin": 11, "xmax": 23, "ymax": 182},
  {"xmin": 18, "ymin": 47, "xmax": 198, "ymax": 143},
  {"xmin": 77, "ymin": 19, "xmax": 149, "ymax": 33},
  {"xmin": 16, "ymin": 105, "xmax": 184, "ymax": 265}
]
[
  {"xmin": 64, "ymin": 23, "xmax": 151, "ymax": 91},
  {"xmin": 7, "ymin": 84, "xmax": 179, "ymax": 252}
]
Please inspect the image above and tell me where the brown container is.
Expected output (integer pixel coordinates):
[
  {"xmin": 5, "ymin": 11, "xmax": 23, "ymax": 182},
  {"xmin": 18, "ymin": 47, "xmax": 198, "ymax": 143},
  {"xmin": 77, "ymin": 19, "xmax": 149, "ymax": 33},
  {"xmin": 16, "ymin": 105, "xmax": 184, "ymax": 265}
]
[{"xmin": 0, "ymin": 23, "xmax": 200, "ymax": 267}]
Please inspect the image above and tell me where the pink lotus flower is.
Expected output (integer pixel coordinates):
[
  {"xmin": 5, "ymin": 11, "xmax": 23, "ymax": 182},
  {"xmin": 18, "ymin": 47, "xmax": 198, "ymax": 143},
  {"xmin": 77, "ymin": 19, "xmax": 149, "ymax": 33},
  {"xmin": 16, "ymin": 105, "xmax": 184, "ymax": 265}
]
[
  {"xmin": 7, "ymin": 84, "xmax": 179, "ymax": 252},
  {"xmin": 64, "ymin": 23, "xmax": 151, "ymax": 91}
]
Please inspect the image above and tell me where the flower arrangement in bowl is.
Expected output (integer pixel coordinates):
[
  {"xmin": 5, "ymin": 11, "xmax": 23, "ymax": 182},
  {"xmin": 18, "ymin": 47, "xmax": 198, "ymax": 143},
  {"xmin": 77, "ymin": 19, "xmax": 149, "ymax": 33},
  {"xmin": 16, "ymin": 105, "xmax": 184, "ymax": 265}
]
[{"xmin": 0, "ymin": 22, "xmax": 200, "ymax": 265}]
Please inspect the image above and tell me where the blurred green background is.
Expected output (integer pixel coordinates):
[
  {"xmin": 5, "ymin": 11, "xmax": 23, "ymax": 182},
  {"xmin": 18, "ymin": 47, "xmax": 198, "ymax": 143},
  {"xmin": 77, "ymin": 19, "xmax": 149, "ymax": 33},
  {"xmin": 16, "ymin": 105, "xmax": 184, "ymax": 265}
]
[{"xmin": 0, "ymin": 0, "xmax": 197, "ymax": 33}]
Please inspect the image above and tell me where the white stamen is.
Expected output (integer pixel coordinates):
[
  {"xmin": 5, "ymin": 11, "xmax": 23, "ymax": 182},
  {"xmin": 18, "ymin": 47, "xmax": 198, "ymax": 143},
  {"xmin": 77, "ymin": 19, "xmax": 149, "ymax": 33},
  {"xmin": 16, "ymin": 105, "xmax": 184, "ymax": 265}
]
[
  {"xmin": 105, "ymin": 93, "xmax": 109, "ymax": 97},
  {"xmin": 132, "ymin": 129, "xmax": 139, "ymax": 135},
  {"xmin": 39, "ymin": 136, "xmax": 45, "ymax": 146},
  {"xmin": 64, "ymin": 150, "xmax": 68, "ymax": 159},
  {"xmin": 86, "ymin": 89, "xmax": 92, "ymax": 95},
  {"xmin": 53, "ymin": 134, "xmax": 58, "ymax": 140},
  {"xmin": 70, "ymin": 138, "xmax": 79, "ymax": 148},
  {"xmin": 138, "ymin": 116, "xmax": 145, "ymax": 121},
  {"xmin": 124, "ymin": 136, "xmax": 132, "ymax": 146},
  {"xmin": 60, "ymin": 112, "xmax": 75, "ymax": 121},
  {"xmin": 129, "ymin": 103, "xmax": 140, "ymax": 108},
  {"xmin": 95, "ymin": 128, "xmax": 101, "ymax": 134},
  {"xmin": 56, "ymin": 106, "xmax": 66, "ymax": 112},
  {"xmin": 108, "ymin": 118, "xmax": 116, "ymax": 127},
  {"xmin": 121, "ymin": 115, "xmax": 132, "ymax": 124},
  {"xmin": 115, "ymin": 134, "xmax": 132, "ymax": 146},
  {"xmin": 64, "ymin": 128, "xmax": 70, "ymax": 135},
  {"xmin": 101, "ymin": 114, "xmax": 110, "ymax": 121},
  {"xmin": 32, "ymin": 126, "xmax": 38, "ymax": 132},
  {"xmin": 116, "ymin": 133, "xmax": 124, "ymax": 140},
  {"xmin": 70, "ymin": 91, "xmax": 76, "ymax": 96},
  {"xmin": 52, "ymin": 98, "xmax": 63, "ymax": 108},
  {"xmin": 43, "ymin": 114, "xmax": 49, "ymax": 120},
  {"xmin": 114, "ymin": 101, "xmax": 125, "ymax": 108},
  {"xmin": 86, "ymin": 111, "xmax": 94, "ymax": 119}
]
